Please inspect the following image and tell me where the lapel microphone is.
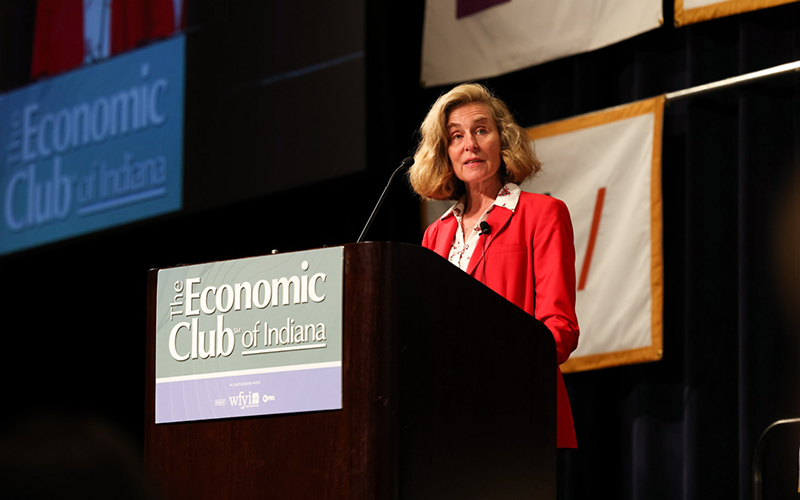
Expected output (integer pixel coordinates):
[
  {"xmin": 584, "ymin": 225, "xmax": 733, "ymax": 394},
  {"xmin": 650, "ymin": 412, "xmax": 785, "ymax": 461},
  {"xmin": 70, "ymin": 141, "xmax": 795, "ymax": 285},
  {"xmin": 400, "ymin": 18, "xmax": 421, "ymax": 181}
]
[{"xmin": 478, "ymin": 221, "xmax": 492, "ymax": 276}]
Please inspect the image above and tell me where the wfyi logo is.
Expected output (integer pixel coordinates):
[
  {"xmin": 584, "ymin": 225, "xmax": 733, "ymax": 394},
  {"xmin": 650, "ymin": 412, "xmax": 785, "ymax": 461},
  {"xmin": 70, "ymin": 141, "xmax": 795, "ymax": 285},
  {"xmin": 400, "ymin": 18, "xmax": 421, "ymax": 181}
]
[{"xmin": 229, "ymin": 391, "xmax": 260, "ymax": 410}]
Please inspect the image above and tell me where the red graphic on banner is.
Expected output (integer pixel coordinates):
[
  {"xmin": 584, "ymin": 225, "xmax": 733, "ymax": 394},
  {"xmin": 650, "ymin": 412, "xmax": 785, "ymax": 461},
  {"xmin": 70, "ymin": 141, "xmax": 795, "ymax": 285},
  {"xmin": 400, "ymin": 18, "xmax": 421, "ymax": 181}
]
[
  {"xmin": 578, "ymin": 187, "xmax": 606, "ymax": 291},
  {"xmin": 457, "ymin": 0, "xmax": 511, "ymax": 19},
  {"xmin": 31, "ymin": 0, "xmax": 184, "ymax": 80}
]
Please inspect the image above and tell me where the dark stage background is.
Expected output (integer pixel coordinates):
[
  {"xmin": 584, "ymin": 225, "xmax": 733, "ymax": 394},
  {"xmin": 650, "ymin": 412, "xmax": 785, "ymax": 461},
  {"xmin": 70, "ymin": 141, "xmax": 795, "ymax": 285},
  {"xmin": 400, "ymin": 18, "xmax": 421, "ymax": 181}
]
[{"xmin": 2, "ymin": 1, "xmax": 800, "ymax": 499}]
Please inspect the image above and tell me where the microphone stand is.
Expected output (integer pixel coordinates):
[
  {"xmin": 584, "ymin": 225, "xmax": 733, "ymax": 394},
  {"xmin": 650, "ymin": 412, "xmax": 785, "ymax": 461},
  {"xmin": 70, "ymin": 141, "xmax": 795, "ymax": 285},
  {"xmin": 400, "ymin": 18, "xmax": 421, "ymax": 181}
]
[{"xmin": 357, "ymin": 157, "xmax": 414, "ymax": 243}]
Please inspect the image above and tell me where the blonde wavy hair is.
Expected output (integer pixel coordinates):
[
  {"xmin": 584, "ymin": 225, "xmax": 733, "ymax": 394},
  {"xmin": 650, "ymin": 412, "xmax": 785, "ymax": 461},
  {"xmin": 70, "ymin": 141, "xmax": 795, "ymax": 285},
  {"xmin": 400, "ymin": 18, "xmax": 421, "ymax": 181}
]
[{"xmin": 409, "ymin": 83, "xmax": 541, "ymax": 201}]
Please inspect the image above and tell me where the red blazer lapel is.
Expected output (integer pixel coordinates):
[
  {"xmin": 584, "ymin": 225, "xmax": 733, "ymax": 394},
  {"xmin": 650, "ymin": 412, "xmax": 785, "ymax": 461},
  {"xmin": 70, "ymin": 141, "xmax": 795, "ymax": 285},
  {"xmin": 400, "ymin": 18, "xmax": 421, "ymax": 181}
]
[
  {"xmin": 428, "ymin": 214, "xmax": 459, "ymax": 259},
  {"xmin": 466, "ymin": 206, "xmax": 514, "ymax": 276}
]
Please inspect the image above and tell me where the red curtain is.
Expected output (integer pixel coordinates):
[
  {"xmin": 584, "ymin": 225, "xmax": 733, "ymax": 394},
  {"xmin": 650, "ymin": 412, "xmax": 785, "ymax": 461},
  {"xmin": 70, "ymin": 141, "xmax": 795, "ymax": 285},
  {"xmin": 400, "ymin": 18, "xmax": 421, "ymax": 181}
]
[{"xmin": 31, "ymin": 0, "xmax": 84, "ymax": 79}]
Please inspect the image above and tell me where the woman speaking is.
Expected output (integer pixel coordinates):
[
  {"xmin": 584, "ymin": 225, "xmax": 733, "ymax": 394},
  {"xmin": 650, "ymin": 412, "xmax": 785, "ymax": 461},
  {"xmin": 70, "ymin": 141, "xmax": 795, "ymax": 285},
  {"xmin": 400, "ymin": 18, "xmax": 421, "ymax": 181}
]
[{"xmin": 409, "ymin": 83, "xmax": 579, "ymax": 449}]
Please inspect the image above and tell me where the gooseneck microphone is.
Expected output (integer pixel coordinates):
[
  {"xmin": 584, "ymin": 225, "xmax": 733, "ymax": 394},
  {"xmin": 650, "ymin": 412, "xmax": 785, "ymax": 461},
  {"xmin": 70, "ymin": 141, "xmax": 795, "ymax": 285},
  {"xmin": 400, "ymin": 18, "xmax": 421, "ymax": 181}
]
[{"xmin": 357, "ymin": 156, "xmax": 415, "ymax": 243}]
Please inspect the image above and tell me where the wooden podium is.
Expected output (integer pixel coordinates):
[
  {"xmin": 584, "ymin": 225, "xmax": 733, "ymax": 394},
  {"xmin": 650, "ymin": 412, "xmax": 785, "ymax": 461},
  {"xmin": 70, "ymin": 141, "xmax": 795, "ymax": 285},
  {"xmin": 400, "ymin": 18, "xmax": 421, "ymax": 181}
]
[{"xmin": 145, "ymin": 242, "xmax": 556, "ymax": 499}]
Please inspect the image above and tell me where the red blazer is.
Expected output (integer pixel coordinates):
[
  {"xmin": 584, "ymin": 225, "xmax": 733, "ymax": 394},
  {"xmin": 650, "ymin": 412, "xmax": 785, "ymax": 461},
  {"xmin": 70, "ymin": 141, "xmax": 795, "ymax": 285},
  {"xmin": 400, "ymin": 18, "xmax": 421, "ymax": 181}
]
[{"xmin": 422, "ymin": 191, "xmax": 579, "ymax": 448}]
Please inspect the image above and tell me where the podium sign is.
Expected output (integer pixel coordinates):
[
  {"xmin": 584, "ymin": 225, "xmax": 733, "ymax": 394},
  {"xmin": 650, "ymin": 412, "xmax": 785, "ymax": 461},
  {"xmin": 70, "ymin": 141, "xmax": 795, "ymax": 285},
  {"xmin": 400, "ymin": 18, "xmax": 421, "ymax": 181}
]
[{"xmin": 154, "ymin": 247, "xmax": 343, "ymax": 424}]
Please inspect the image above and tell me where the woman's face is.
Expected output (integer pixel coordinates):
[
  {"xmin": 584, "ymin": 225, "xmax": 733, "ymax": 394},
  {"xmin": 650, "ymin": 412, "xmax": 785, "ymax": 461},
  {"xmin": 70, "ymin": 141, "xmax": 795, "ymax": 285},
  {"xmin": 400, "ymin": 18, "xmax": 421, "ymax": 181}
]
[{"xmin": 446, "ymin": 103, "xmax": 503, "ymax": 189}]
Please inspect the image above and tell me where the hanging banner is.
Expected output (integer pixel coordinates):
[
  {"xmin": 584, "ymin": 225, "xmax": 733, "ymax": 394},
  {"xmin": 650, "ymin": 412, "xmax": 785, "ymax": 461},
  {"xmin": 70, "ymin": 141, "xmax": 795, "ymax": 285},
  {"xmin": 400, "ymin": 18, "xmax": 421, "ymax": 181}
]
[
  {"xmin": 154, "ymin": 247, "xmax": 344, "ymax": 424},
  {"xmin": 421, "ymin": 0, "xmax": 662, "ymax": 87},
  {"xmin": 524, "ymin": 96, "xmax": 665, "ymax": 372},
  {"xmin": 674, "ymin": 0, "xmax": 799, "ymax": 26}
]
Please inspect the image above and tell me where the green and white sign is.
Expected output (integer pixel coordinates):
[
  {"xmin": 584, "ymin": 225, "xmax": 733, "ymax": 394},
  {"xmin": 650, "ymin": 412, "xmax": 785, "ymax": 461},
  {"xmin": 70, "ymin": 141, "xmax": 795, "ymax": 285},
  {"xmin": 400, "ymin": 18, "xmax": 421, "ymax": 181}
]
[{"xmin": 154, "ymin": 247, "xmax": 343, "ymax": 423}]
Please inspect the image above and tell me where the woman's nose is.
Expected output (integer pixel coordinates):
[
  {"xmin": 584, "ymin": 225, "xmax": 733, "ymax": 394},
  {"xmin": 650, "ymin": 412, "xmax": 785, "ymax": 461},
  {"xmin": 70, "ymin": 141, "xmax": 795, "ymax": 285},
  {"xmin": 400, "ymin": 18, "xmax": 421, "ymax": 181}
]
[{"xmin": 465, "ymin": 134, "xmax": 479, "ymax": 151}]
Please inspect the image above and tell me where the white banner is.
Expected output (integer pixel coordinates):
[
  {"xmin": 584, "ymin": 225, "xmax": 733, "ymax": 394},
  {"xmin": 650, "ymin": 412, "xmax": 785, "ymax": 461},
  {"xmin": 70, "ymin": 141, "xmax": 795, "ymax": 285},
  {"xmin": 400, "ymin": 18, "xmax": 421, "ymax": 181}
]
[
  {"xmin": 421, "ymin": 0, "xmax": 663, "ymax": 87},
  {"xmin": 524, "ymin": 97, "xmax": 664, "ymax": 372},
  {"xmin": 675, "ymin": 0, "xmax": 799, "ymax": 26}
]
